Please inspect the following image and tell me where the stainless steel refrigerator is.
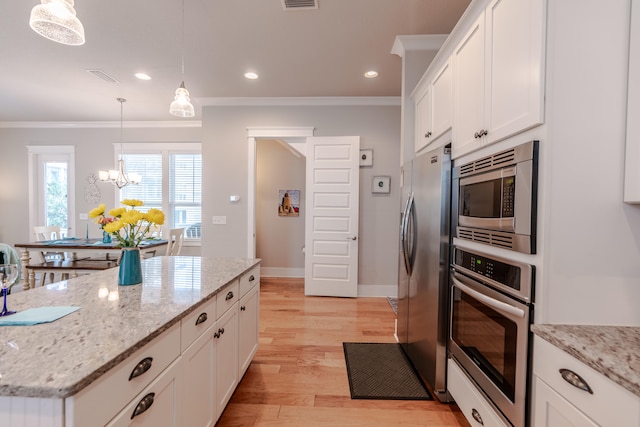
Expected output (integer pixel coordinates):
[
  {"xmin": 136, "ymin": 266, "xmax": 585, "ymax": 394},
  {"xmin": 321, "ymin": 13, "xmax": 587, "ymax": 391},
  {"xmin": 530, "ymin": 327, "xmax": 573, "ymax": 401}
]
[{"xmin": 397, "ymin": 144, "xmax": 452, "ymax": 402}]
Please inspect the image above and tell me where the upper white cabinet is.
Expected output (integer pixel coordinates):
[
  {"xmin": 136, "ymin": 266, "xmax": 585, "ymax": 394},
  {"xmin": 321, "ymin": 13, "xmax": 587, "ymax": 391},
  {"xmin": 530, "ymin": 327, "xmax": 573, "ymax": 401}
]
[
  {"xmin": 414, "ymin": 59, "xmax": 452, "ymax": 153},
  {"xmin": 624, "ymin": 0, "xmax": 640, "ymax": 203},
  {"xmin": 452, "ymin": 0, "xmax": 546, "ymax": 158}
]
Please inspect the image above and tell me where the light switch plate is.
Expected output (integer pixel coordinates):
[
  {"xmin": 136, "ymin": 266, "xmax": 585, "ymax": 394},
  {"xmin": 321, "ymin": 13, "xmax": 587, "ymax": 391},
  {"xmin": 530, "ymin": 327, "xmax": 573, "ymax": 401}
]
[{"xmin": 212, "ymin": 216, "xmax": 227, "ymax": 225}]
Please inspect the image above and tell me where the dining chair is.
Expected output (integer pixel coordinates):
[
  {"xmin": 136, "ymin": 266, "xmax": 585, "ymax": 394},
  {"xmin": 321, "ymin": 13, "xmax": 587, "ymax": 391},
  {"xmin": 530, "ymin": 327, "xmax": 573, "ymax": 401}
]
[
  {"xmin": 32, "ymin": 225, "xmax": 66, "ymax": 285},
  {"xmin": 165, "ymin": 228, "xmax": 185, "ymax": 256}
]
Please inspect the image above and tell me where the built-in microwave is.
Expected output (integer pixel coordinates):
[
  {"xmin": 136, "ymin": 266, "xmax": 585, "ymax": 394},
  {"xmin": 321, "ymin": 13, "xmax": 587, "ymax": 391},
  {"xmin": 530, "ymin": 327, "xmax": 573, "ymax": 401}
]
[{"xmin": 453, "ymin": 141, "xmax": 539, "ymax": 254}]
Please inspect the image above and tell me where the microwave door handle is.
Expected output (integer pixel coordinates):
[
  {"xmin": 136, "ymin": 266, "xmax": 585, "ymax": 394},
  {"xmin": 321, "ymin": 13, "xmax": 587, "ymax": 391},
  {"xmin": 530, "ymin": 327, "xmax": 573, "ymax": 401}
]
[{"xmin": 451, "ymin": 275, "xmax": 525, "ymax": 319}]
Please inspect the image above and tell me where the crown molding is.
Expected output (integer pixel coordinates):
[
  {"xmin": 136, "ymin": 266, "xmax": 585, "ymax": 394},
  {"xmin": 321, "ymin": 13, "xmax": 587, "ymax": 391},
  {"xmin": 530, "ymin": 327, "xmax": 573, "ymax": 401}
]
[
  {"xmin": 0, "ymin": 120, "xmax": 202, "ymax": 129},
  {"xmin": 197, "ymin": 96, "xmax": 401, "ymax": 107}
]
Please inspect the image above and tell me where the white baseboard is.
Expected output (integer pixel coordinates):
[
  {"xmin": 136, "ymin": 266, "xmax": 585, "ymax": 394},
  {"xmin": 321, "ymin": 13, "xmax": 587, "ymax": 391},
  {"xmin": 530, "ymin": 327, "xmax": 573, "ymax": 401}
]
[{"xmin": 261, "ymin": 267, "xmax": 304, "ymax": 278}]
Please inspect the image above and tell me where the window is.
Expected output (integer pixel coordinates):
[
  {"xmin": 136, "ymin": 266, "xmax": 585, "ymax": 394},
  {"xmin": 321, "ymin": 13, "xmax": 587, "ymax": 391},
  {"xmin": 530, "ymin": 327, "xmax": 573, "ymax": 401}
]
[
  {"xmin": 119, "ymin": 143, "xmax": 201, "ymax": 241},
  {"xmin": 28, "ymin": 146, "xmax": 76, "ymax": 237}
]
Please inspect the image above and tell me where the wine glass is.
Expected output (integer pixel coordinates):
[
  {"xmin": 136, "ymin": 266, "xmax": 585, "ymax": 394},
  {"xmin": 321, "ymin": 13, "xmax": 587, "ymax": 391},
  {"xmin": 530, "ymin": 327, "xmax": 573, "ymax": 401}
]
[{"xmin": 0, "ymin": 264, "xmax": 18, "ymax": 316}]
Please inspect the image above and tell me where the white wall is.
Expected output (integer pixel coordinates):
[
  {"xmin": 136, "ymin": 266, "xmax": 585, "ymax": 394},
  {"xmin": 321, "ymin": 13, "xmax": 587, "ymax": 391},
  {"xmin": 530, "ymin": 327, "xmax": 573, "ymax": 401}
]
[
  {"xmin": 201, "ymin": 104, "xmax": 402, "ymax": 295},
  {"xmin": 256, "ymin": 139, "xmax": 305, "ymax": 277}
]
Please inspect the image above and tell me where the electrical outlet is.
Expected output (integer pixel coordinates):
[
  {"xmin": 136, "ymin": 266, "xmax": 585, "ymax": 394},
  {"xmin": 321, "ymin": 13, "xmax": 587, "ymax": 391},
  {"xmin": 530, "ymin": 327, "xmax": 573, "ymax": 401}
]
[
  {"xmin": 79, "ymin": 213, "xmax": 88, "ymax": 220},
  {"xmin": 212, "ymin": 216, "xmax": 227, "ymax": 225}
]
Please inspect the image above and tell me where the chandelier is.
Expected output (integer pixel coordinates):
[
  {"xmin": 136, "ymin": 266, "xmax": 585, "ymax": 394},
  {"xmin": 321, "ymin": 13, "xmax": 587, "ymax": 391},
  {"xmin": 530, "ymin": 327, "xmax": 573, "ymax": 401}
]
[
  {"xmin": 29, "ymin": 0, "xmax": 85, "ymax": 46},
  {"xmin": 99, "ymin": 98, "xmax": 141, "ymax": 189}
]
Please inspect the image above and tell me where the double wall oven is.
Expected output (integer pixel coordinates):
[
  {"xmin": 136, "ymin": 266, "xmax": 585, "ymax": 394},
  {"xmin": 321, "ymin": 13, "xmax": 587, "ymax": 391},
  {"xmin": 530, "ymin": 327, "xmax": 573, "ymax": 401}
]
[{"xmin": 449, "ymin": 246, "xmax": 534, "ymax": 427}]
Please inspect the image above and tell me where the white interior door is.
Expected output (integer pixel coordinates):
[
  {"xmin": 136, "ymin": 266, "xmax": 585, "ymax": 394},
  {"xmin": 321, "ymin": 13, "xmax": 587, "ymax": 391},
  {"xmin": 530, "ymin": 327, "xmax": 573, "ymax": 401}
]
[{"xmin": 304, "ymin": 136, "xmax": 359, "ymax": 297}]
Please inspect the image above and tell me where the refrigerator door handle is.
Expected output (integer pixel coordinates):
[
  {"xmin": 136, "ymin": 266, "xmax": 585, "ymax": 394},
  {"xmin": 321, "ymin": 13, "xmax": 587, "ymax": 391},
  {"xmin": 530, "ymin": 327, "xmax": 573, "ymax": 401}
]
[{"xmin": 402, "ymin": 193, "xmax": 416, "ymax": 276}]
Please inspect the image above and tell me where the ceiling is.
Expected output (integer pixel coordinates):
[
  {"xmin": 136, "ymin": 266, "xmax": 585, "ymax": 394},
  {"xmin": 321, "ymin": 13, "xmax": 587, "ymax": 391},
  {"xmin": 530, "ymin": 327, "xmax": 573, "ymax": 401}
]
[{"xmin": 0, "ymin": 0, "xmax": 470, "ymax": 123}]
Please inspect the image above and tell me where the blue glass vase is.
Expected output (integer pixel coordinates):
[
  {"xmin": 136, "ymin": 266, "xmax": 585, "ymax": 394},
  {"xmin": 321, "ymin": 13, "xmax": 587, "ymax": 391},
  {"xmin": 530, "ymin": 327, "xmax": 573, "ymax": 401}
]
[
  {"xmin": 118, "ymin": 248, "xmax": 142, "ymax": 286},
  {"xmin": 102, "ymin": 230, "xmax": 112, "ymax": 243}
]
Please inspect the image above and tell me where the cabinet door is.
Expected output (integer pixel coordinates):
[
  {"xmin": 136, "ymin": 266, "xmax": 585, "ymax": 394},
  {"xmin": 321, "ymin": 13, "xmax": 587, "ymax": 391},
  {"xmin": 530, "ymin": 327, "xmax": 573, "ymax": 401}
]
[
  {"xmin": 485, "ymin": 0, "xmax": 545, "ymax": 144},
  {"xmin": 533, "ymin": 378, "xmax": 598, "ymax": 427},
  {"xmin": 452, "ymin": 12, "xmax": 486, "ymax": 158},
  {"xmin": 238, "ymin": 284, "xmax": 260, "ymax": 378},
  {"xmin": 431, "ymin": 59, "xmax": 453, "ymax": 142},
  {"xmin": 414, "ymin": 84, "xmax": 433, "ymax": 153},
  {"xmin": 181, "ymin": 327, "xmax": 216, "ymax": 427},
  {"xmin": 215, "ymin": 306, "xmax": 239, "ymax": 419},
  {"xmin": 107, "ymin": 359, "xmax": 182, "ymax": 427}
]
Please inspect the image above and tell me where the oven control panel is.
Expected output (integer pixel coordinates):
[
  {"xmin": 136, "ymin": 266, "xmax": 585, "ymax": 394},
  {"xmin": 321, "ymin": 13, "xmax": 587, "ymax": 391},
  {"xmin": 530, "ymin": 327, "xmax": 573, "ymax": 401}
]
[{"xmin": 454, "ymin": 248, "xmax": 522, "ymax": 291}]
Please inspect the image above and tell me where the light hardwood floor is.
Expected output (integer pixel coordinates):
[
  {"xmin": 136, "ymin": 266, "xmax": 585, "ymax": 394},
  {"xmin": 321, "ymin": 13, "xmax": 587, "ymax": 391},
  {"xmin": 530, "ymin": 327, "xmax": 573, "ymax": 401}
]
[{"xmin": 217, "ymin": 277, "xmax": 470, "ymax": 427}]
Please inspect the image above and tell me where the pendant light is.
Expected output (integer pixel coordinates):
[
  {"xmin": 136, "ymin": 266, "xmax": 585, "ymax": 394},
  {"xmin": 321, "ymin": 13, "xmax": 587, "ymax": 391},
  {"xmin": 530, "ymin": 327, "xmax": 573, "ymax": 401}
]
[
  {"xmin": 29, "ymin": 0, "xmax": 85, "ymax": 46},
  {"xmin": 99, "ymin": 98, "xmax": 141, "ymax": 189},
  {"xmin": 169, "ymin": 0, "xmax": 195, "ymax": 118}
]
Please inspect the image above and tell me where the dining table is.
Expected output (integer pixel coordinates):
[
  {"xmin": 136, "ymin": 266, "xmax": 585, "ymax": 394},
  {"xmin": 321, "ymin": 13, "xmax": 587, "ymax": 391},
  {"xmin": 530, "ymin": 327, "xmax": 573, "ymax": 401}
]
[{"xmin": 14, "ymin": 238, "xmax": 168, "ymax": 291}]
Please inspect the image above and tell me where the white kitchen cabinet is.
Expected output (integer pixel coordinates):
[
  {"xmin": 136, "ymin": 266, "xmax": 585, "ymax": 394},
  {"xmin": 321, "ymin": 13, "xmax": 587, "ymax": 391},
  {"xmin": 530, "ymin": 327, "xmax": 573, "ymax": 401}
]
[
  {"xmin": 447, "ymin": 358, "xmax": 508, "ymax": 427},
  {"xmin": 180, "ymin": 295, "xmax": 218, "ymax": 427},
  {"xmin": 414, "ymin": 59, "xmax": 452, "ymax": 153},
  {"xmin": 452, "ymin": 0, "xmax": 545, "ymax": 158},
  {"xmin": 532, "ymin": 336, "xmax": 640, "ymax": 427},
  {"xmin": 214, "ymin": 305, "xmax": 239, "ymax": 419},
  {"xmin": 106, "ymin": 358, "xmax": 182, "ymax": 427},
  {"xmin": 238, "ymin": 281, "xmax": 260, "ymax": 378},
  {"xmin": 624, "ymin": 0, "xmax": 640, "ymax": 203}
]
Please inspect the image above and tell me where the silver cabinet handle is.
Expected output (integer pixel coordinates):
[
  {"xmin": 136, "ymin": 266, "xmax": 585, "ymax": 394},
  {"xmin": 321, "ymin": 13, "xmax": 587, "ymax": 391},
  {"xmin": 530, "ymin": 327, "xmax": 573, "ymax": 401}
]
[
  {"xmin": 471, "ymin": 408, "xmax": 484, "ymax": 425},
  {"xmin": 131, "ymin": 393, "xmax": 155, "ymax": 419},
  {"xmin": 129, "ymin": 357, "xmax": 153, "ymax": 381},
  {"xmin": 559, "ymin": 369, "xmax": 593, "ymax": 394}
]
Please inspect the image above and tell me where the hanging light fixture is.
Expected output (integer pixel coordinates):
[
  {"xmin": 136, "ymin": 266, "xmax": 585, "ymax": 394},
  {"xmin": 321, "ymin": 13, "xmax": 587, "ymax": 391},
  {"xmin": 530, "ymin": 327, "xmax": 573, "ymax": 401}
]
[
  {"xmin": 169, "ymin": 0, "xmax": 195, "ymax": 118},
  {"xmin": 29, "ymin": 0, "xmax": 85, "ymax": 46},
  {"xmin": 99, "ymin": 98, "xmax": 141, "ymax": 189}
]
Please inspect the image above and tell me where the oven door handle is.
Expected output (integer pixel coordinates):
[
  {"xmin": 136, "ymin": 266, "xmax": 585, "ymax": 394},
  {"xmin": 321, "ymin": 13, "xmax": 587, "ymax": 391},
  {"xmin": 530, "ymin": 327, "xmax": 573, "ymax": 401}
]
[{"xmin": 451, "ymin": 275, "xmax": 526, "ymax": 319}]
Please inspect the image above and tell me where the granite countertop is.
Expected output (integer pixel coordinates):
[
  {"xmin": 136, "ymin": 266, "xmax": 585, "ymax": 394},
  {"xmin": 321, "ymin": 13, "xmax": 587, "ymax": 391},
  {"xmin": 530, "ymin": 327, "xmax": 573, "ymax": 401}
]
[
  {"xmin": 0, "ymin": 256, "xmax": 260, "ymax": 399},
  {"xmin": 531, "ymin": 324, "xmax": 640, "ymax": 398}
]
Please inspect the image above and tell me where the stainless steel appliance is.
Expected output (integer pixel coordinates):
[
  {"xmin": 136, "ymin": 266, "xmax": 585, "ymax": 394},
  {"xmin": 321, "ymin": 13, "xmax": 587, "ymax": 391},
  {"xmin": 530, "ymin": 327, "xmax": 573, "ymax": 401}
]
[
  {"xmin": 453, "ymin": 140, "xmax": 539, "ymax": 254},
  {"xmin": 398, "ymin": 144, "xmax": 452, "ymax": 402},
  {"xmin": 449, "ymin": 245, "xmax": 534, "ymax": 427}
]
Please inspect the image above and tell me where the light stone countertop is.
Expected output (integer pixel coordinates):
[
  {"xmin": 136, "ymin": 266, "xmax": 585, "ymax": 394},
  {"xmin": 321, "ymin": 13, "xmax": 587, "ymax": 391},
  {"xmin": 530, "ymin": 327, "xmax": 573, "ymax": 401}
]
[
  {"xmin": 531, "ymin": 324, "xmax": 640, "ymax": 398},
  {"xmin": 0, "ymin": 256, "xmax": 260, "ymax": 399}
]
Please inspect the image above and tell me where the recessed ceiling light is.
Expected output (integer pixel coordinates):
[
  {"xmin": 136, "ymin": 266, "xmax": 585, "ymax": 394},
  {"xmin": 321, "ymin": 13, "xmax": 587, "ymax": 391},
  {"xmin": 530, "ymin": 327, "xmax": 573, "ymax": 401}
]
[
  {"xmin": 364, "ymin": 70, "xmax": 379, "ymax": 79},
  {"xmin": 244, "ymin": 72, "xmax": 259, "ymax": 80},
  {"xmin": 135, "ymin": 72, "xmax": 152, "ymax": 80}
]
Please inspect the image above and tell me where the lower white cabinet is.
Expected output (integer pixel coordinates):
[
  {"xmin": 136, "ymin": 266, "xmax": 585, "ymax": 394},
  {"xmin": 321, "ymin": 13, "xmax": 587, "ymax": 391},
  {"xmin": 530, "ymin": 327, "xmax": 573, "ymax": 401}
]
[
  {"xmin": 214, "ymin": 306, "xmax": 239, "ymax": 418},
  {"xmin": 107, "ymin": 358, "xmax": 182, "ymax": 427},
  {"xmin": 238, "ymin": 282, "xmax": 260, "ymax": 378},
  {"xmin": 532, "ymin": 336, "xmax": 640, "ymax": 427},
  {"xmin": 447, "ymin": 358, "xmax": 508, "ymax": 427}
]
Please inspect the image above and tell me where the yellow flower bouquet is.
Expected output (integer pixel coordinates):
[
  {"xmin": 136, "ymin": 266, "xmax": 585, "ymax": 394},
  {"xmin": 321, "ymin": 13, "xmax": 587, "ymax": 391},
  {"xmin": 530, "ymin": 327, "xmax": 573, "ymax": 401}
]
[{"xmin": 89, "ymin": 199, "xmax": 165, "ymax": 248}]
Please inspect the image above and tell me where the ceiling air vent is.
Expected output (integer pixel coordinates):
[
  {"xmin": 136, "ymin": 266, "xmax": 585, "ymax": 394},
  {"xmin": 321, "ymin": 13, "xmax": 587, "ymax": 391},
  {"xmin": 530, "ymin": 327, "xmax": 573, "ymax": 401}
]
[
  {"xmin": 85, "ymin": 69, "xmax": 119, "ymax": 83},
  {"xmin": 281, "ymin": 0, "xmax": 318, "ymax": 10}
]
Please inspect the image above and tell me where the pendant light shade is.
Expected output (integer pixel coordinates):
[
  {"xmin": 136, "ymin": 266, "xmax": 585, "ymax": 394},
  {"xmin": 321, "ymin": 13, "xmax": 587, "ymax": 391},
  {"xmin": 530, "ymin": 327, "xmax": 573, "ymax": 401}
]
[
  {"xmin": 170, "ymin": 0, "xmax": 195, "ymax": 118},
  {"xmin": 29, "ymin": 0, "xmax": 85, "ymax": 46},
  {"xmin": 170, "ymin": 81, "xmax": 195, "ymax": 118}
]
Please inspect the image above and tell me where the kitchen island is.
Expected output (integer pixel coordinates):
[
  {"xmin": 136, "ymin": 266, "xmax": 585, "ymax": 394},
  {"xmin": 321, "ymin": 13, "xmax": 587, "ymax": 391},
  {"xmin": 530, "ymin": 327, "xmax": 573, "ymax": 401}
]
[{"xmin": 0, "ymin": 255, "xmax": 261, "ymax": 426}]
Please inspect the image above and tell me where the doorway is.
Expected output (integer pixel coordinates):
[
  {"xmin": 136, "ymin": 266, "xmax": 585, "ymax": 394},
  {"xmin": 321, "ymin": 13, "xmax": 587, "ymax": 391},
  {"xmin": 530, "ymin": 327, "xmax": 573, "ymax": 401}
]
[{"xmin": 247, "ymin": 127, "xmax": 361, "ymax": 297}]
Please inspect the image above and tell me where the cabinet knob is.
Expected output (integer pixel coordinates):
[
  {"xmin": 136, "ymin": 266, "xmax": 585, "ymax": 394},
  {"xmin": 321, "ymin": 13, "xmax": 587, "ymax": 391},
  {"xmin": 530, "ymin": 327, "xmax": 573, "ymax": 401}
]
[
  {"xmin": 225, "ymin": 291, "xmax": 234, "ymax": 301},
  {"xmin": 424, "ymin": 131, "xmax": 432, "ymax": 138},
  {"xmin": 195, "ymin": 312, "xmax": 208, "ymax": 326},
  {"xmin": 240, "ymin": 305, "xmax": 246, "ymax": 311},
  {"xmin": 129, "ymin": 357, "xmax": 153, "ymax": 381},
  {"xmin": 219, "ymin": 327, "xmax": 225, "ymax": 335},
  {"xmin": 131, "ymin": 392, "xmax": 155, "ymax": 419},
  {"xmin": 559, "ymin": 368, "xmax": 593, "ymax": 394},
  {"xmin": 249, "ymin": 275, "xmax": 255, "ymax": 282},
  {"xmin": 474, "ymin": 129, "xmax": 488, "ymax": 138}
]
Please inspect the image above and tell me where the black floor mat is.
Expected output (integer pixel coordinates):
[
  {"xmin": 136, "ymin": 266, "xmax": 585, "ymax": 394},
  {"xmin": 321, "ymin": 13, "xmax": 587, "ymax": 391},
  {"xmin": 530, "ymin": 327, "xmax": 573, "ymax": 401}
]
[{"xmin": 342, "ymin": 342, "xmax": 433, "ymax": 400}]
